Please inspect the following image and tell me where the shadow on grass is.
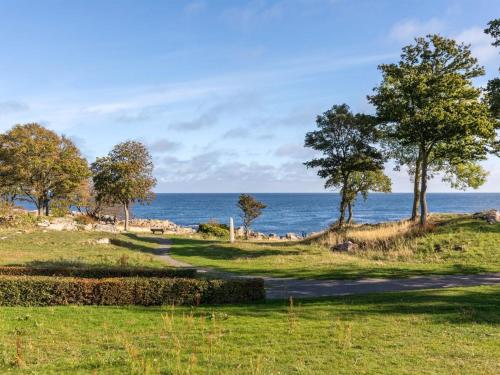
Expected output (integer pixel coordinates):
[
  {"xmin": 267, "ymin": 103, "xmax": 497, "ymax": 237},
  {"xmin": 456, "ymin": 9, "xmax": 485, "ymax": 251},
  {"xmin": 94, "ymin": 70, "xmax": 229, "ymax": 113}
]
[
  {"xmin": 95, "ymin": 285, "xmax": 500, "ymax": 326},
  {"xmin": 169, "ymin": 238, "xmax": 300, "ymax": 261}
]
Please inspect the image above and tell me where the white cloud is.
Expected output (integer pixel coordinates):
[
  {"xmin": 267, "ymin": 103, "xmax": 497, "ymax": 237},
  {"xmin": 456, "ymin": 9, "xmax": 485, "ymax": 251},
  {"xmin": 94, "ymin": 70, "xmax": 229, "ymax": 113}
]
[
  {"xmin": 389, "ymin": 18, "xmax": 445, "ymax": 42},
  {"xmin": 455, "ymin": 27, "xmax": 498, "ymax": 65}
]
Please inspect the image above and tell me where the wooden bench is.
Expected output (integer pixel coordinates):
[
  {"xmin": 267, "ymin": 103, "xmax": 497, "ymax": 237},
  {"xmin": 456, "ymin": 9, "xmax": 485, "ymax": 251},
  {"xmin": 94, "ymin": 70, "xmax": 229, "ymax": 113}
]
[{"xmin": 150, "ymin": 227, "xmax": 165, "ymax": 235}]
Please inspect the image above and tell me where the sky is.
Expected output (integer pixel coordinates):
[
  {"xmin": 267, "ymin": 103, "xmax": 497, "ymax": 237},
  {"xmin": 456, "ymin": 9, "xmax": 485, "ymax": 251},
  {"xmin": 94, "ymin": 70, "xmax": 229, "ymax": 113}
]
[{"xmin": 0, "ymin": 0, "xmax": 498, "ymax": 193}]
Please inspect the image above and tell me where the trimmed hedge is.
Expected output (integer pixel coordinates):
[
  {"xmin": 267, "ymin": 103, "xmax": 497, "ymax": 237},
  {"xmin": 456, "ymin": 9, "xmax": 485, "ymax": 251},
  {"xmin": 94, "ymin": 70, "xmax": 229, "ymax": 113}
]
[
  {"xmin": 0, "ymin": 275, "xmax": 265, "ymax": 306},
  {"xmin": 0, "ymin": 266, "xmax": 197, "ymax": 279}
]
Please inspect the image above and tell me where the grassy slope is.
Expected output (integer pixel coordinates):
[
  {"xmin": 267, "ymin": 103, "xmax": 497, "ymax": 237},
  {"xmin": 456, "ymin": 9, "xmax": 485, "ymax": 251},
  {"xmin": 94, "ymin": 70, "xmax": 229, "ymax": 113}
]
[
  {"xmin": 169, "ymin": 218, "xmax": 500, "ymax": 279},
  {"xmin": 0, "ymin": 285, "xmax": 498, "ymax": 374},
  {"xmin": 0, "ymin": 230, "xmax": 167, "ymax": 269}
]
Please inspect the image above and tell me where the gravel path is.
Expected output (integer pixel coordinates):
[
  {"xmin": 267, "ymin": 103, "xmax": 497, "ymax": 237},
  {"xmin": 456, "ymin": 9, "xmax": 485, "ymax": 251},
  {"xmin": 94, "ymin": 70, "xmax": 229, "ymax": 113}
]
[{"xmin": 155, "ymin": 238, "xmax": 500, "ymax": 299}]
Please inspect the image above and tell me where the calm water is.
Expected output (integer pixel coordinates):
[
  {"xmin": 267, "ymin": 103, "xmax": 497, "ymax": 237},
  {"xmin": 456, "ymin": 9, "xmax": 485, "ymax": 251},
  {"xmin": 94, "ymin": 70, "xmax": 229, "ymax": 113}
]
[{"xmin": 130, "ymin": 193, "xmax": 500, "ymax": 235}]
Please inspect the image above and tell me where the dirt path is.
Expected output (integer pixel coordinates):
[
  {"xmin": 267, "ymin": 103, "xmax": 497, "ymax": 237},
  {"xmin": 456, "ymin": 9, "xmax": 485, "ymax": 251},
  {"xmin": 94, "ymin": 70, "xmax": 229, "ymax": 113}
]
[{"xmin": 156, "ymin": 238, "xmax": 500, "ymax": 299}]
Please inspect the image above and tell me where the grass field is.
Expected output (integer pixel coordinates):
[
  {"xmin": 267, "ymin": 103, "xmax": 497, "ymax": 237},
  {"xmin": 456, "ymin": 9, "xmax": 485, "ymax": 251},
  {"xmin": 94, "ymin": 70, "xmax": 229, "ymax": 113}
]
[
  {"xmin": 0, "ymin": 230, "xmax": 167, "ymax": 269},
  {"xmin": 0, "ymin": 285, "xmax": 497, "ymax": 374},
  {"xmin": 169, "ymin": 217, "xmax": 500, "ymax": 279}
]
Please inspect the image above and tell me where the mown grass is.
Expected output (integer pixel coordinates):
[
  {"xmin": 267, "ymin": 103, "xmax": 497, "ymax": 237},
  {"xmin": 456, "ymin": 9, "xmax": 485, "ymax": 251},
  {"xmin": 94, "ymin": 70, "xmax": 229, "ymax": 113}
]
[
  {"xmin": 169, "ymin": 217, "xmax": 500, "ymax": 279},
  {"xmin": 0, "ymin": 230, "xmax": 167, "ymax": 269},
  {"xmin": 0, "ymin": 285, "xmax": 497, "ymax": 374}
]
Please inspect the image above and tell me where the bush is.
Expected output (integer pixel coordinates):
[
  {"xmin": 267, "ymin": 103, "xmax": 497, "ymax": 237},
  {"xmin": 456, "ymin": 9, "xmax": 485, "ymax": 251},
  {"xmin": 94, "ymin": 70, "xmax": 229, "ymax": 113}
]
[
  {"xmin": 198, "ymin": 222, "xmax": 230, "ymax": 238},
  {"xmin": 0, "ymin": 266, "xmax": 197, "ymax": 279},
  {"xmin": 74, "ymin": 214, "xmax": 96, "ymax": 225},
  {"xmin": 0, "ymin": 275, "xmax": 265, "ymax": 306}
]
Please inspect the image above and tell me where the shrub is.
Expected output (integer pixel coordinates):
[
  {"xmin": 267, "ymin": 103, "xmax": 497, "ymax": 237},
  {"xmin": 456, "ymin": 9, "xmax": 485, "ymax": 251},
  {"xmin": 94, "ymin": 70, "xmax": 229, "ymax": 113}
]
[
  {"xmin": 198, "ymin": 222, "xmax": 230, "ymax": 238},
  {"xmin": 0, "ymin": 266, "xmax": 197, "ymax": 279},
  {"xmin": 0, "ymin": 275, "xmax": 265, "ymax": 306},
  {"xmin": 74, "ymin": 214, "xmax": 96, "ymax": 225}
]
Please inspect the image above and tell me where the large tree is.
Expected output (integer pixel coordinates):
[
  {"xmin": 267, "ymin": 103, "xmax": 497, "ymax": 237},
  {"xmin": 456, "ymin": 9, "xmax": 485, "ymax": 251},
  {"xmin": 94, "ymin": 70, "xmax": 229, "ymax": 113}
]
[
  {"xmin": 369, "ymin": 35, "xmax": 498, "ymax": 226},
  {"xmin": 304, "ymin": 104, "xmax": 389, "ymax": 226},
  {"xmin": 485, "ymin": 19, "xmax": 500, "ymax": 119},
  {"xmin": 0, "ymin": 123, "xmax": 90, "ymax": 216},
  {"xmin": 91, "ymin": 141, "xmax": 156, "ymax": 231}
]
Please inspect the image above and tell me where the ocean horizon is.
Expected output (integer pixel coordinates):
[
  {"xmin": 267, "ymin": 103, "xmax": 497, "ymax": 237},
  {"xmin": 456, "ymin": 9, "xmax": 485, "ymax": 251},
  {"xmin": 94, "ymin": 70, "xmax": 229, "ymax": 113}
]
[{"xmin": 129, "ymin": 193, "xmax": 500, "ymax": 235}]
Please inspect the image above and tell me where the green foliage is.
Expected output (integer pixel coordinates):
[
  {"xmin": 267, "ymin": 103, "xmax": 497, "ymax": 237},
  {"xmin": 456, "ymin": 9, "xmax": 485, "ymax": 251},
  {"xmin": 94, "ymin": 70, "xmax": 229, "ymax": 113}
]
[
  {"xmin": 197, "ymin": 222, "xmax": 230, "ymax": 238},
  {"xmin": 0, "ymin": 123, "xmax": 90, "ymax": 216},
  {"xmin": 237, "ymin": 194, "xmax": 266, "ymax": 238},
  {"xmin": 0, "ymin": 265, "xmax": 196, "ymax": 278},
  {"xmin": 486, "ymin": 78, "xmax": 500, "ymax": 119},
  {"xmin": 91, "ymin": 141, "xmax": 156, "ymax": 230},
  {"xmin": 485, "ymin": 18, "xmax": 500, "ymax": 47},
  {"xmin": 304, "ymin": 104, "xmax": 388, "ymax": 225},
  {"xmin": 369, "ymin": 35, "xmax": 498, "ymax": 225},
  {"xmin": 0, "ymin": 275, "xmax": 264, "ymax": 306}
]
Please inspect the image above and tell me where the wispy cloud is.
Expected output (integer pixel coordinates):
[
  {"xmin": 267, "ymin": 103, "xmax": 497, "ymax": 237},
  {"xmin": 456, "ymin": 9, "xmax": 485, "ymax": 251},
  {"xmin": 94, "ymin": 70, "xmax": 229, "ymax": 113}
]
[
  {"xmin": 389, "ymin": 18, "xmax": 445, "ymax": 42},
  {"xmin": 455, "ymin": 27, "xmax": 498, "ymax": 65},
  {"xmin": 149, "ymin": 139, "xmax": 182, "ymax": 153},
  {"xmin": 0, "ymin": 101, "xmax": 29, "ymax": 115}
]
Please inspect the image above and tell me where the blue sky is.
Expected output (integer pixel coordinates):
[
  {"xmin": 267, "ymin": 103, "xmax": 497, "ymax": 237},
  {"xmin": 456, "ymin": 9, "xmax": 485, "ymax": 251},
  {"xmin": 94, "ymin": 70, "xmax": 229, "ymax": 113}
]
[{"xmin": 0, "ymin": 0, "xmax": 498, "ymax": 192}]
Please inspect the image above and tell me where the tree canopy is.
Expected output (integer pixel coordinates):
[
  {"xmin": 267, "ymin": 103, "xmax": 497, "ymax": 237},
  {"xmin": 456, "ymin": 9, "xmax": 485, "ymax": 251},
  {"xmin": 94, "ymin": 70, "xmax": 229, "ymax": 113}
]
[
  {"xmin": 0, "ymin": 123, "xmax": 90, "ymax": 215},
  {"xmin": 91, "ymin": 141, "xmax": 156, "ymax": 230},
  {"xmin": 304, "ymin": 104, "xmax": 389, "ymax": 226}
]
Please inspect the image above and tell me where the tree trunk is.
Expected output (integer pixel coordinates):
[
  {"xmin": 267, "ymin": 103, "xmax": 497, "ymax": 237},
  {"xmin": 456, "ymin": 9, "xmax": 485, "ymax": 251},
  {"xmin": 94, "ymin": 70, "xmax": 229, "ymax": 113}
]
[
  {"xmin": 338, "ymin": 189, "xmax": 347, "ymax": 227},
  {"xmin": 347, "ymin": 202, "xmax": 353, "ymax": 224},
  {"xmin": 411, "ymin": 154, "xmax": 422, "ymax": 222},
  {"xmin": 124, "ymin": 203, "xmax": 130, "ymax": 231},
  {"xmin": 37, "ymin": 197, "xmax": 43, "ymax": 217},
  {"xmin": 44, "ymin": 199, "xmax": 50, "ymax": 216},
  {"xmin": 419, "ymin": 152, "xmax": 429, "ymax": 227}
]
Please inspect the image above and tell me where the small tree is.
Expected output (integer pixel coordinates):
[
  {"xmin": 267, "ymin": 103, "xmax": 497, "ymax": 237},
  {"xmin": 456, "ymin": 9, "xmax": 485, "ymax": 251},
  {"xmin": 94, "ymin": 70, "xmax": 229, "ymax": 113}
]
[
  {"xmin": 344, "ymin": 170, "xmax": 392, "ymax": 224},
  {"xmin": 91, "ymin": 141, "xmax": 156, "ymax": 231},
  {"xmin": 304, "ymin": 104, "xmax": 388, "ymax": 227},
  {"xmin": 237, "ymin": 194, "xmax": 266, "ymax": 239},
  {"xmin": 0, "ymin": 123, "xmax": 90, "ymax": 216}
]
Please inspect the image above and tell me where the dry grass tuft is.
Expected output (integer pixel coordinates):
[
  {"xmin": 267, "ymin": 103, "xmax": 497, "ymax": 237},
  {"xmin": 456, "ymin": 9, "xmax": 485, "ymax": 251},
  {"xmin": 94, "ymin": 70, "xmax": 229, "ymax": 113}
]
[{"xmin": 307, "ymin": 219, "xmax": 435, "ymax": 259}]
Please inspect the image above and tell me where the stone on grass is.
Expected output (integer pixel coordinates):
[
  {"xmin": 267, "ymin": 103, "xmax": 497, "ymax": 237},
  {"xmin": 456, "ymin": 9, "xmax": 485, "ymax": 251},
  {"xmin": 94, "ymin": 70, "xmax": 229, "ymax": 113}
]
[
  {"xmin": 332, "ymin": 241, "xmax": 357, "ymax": 252},
  {"xmin": 95, "ymin": 238, "xmax": 110, "ymax": 245}
]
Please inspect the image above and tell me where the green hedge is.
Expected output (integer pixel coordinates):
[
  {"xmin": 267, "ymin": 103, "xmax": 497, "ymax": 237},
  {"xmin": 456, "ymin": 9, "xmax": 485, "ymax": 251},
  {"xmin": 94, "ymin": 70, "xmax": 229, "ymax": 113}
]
[
  {"xmin": 197, "ymin": 222, "xmax": 230, "ymax": 238},
  {"xmin": 0, "ymin": 266, "xmax": 197, "ymax": 279},
  {"xmin": 0, "ymin": 275, "xmax": 265, "ymax": 306}
]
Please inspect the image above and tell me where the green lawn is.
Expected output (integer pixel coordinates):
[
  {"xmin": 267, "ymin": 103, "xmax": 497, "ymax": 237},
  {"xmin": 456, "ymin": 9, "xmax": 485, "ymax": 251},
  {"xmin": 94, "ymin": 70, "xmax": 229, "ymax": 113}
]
[
  {"xmin": 169, "ymin": 218, "xmax": 500, "ymax": 279},
  {"xmin": 0, "ymin": 285, "xmax": 497, "ymax": 374},
  {"xmin": 0, "ymin": 230, "xmax": 167, "ymax": 269}
]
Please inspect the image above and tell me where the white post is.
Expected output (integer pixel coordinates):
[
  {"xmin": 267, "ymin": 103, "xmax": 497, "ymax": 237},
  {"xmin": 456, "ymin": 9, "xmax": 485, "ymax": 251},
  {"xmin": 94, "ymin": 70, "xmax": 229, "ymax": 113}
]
[{"xmin": 229, "ymin": 217, "xmax": 235, "ymax": 243}]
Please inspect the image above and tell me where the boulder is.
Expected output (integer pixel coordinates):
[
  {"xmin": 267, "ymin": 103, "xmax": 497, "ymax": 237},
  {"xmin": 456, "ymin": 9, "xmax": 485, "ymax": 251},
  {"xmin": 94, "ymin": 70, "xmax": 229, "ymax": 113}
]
[
  {"xmin": 473, "ymin": 209, "xmax": 500, "ymax": 224},
  {"xmin": 95, "ymin": 238, "xmax": 110, "ymax": 245},
  {"xmin": 286, "ymin": 232, "xmax": 299, "ymax": 241},
  {"xmin": 93, "ymin": 224, "xmax": 119, "ymax": 233},
  {"xmin": 331, "ymin": 241, "xmax": 357, "ymax": 252}
]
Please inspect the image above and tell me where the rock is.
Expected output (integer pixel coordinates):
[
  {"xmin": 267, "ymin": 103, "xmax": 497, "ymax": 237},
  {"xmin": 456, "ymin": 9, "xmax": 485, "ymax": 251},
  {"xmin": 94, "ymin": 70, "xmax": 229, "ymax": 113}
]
[
  {"xmin": 332, "ymin": 241, "xmax": 357, "ymax": 252},
  {"xmin": 235, "ymin": 227, "xmax": 246, "ymax": 237},
  {"xmin": 473, "ymin": 209, "xmax": 500, "ymax": 224},
  {"xmin": 37, "ymin": 221, "xmax": 50, "ymax": 228},
  {"xmin": 453, "ymin": 244, "xmax": 466, "ymax": 251},
  {"xmin": 0, "ymin": 236, "xmax": 7, "ymax": 240},
  {"xmin": 95, "ymin": 238, "xmax": 110, "ymax": 244},
  {"xmin": 286, "ymin": 232, "xmax": 299, "ymax": 241},
  {"xmin": 93, "ymin": 224, "xmax": 119, "ymax": 233}
]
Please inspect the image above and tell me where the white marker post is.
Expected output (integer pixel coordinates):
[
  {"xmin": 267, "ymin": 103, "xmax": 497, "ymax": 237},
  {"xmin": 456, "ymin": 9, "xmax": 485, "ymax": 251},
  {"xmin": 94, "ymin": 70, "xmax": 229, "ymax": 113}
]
[{"xmin": 229, "ymin": 217, "xmax": 235, "ymax": 243}]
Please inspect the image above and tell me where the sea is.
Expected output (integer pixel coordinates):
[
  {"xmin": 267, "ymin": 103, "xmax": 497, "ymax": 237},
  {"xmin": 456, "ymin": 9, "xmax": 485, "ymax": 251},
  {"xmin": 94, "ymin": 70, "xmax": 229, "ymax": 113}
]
[{"xmin": 129, "ymin": 193, "xmax": 500, "ymax": 235}]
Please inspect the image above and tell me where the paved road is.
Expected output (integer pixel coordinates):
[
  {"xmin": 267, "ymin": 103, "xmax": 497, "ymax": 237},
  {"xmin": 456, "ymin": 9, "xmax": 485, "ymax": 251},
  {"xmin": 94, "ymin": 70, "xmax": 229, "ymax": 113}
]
[{"xmin": 155, "ymin": 238, "xmax": 500, "ymax": 300}]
